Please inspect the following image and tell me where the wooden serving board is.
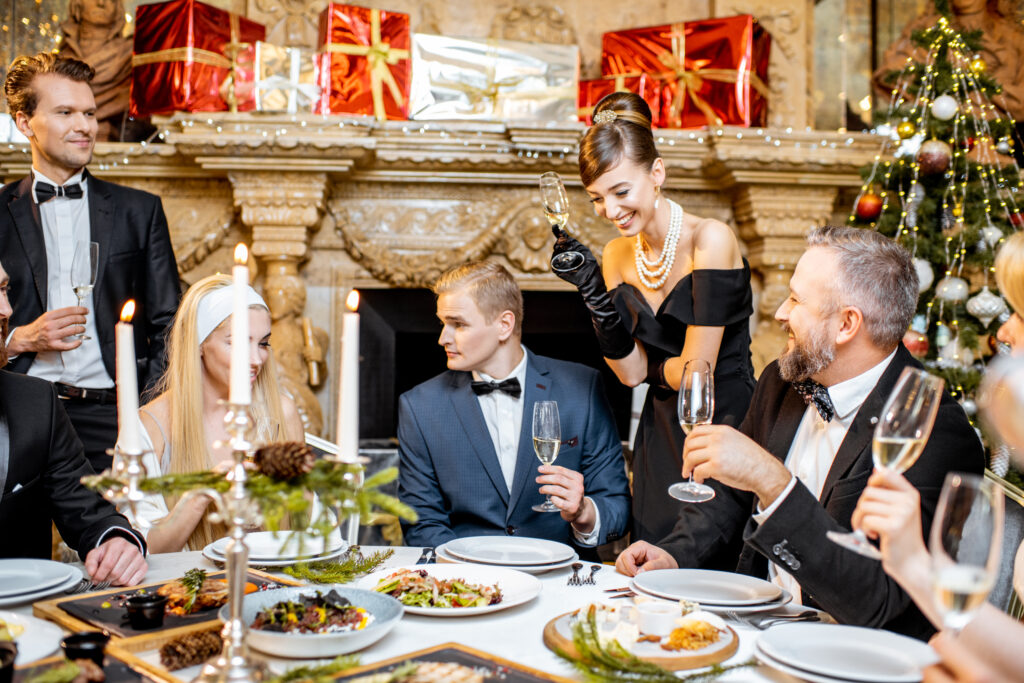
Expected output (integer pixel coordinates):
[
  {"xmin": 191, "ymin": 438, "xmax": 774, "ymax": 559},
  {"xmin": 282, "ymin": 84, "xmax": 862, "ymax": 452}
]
[
  {"xmin": 14, "ymin": 650, "xmax": 179, "ymax": 683},
  {"xmin": 542, "ymin": 610, "xmax": 739, "ymax": 670}
]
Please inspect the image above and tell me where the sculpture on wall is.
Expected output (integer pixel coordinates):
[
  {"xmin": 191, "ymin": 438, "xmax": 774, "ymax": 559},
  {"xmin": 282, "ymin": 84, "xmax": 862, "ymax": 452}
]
[{"xmin": 59, "ymin": 0, "xmax": 134, "ymax": 141}]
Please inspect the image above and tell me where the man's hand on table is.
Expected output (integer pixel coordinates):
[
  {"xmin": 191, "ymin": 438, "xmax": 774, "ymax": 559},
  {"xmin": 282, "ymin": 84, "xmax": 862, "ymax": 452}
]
[
  {"xmin": 614, "ymin": 540, "xmax": 678, "ymax": 576},
  {"xmin": 85, "ymin": 537, "xmax": 147, "ymax": 586}
]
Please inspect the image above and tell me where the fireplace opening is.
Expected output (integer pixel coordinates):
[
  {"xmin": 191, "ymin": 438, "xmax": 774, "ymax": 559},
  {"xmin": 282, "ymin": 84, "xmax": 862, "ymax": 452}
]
[{"xmin": 357, "ymin": 288, "xmax": 634, "ymax": 442}]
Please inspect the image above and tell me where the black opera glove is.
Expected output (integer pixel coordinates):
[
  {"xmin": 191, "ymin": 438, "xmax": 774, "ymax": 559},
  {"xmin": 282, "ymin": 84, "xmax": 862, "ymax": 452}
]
[{"xmin": 551, "ymin": 225, "xmax": 635, "ymax": 360}]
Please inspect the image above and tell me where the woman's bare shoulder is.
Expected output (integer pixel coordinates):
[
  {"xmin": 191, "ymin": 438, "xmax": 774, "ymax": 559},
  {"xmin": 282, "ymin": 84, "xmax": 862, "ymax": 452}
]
[
  {"xmin": 691, "ymin": 217, "xmax": 742, "ymax": 269},
  {"xmin": 602, "ymin": 236, "xmax": 634, "ymax": 286}
]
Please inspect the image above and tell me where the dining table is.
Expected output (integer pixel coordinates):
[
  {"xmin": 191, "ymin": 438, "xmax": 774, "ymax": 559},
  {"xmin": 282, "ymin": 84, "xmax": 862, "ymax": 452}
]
[{"xmin": 6, "ymin": 546, "xmax": 832, "ymax": 682}]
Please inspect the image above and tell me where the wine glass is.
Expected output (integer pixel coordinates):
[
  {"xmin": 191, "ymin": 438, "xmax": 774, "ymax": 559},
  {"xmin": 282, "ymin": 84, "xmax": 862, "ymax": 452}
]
[
  {"xmin": 930, "ymin": 472, "xmax": 1003, "ymax": 634},
  {"xmin": 669, "ymin": 359, "xmax": 716, "ymax": 503},
  {"xmin": 828, "ymin": 367, "xmax": 945, "ymax": 558},
  {"xmin": 532, "ymin": 400, "xmax": 562, "ymax": 512},
  {"xmin": 541, "ymin": 172, "xmax": 584, "ymax": 273},
  {"xmin": 70, "ymin": 241, "xmax": 99, "ymax": 341}
]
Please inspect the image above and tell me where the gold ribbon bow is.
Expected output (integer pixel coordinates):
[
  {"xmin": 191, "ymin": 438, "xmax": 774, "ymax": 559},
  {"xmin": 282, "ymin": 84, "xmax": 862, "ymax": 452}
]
[{"xmin": 325, "ymin": 9, "xmax": 409, "ymax": 121}]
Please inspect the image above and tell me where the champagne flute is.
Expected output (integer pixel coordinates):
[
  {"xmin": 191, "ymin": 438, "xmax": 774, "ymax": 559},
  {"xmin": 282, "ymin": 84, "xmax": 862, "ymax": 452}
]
[
  {"xmin": 541, "ymin": 172, "xmax": 584, "ymax": 273},
  {"xmin": 532, "ymin": 400, "xmax": 562, "ymax": 512},
  {"xmin": 669, "ymin": 359, "xmax": 716, "ymax": 503},
  {"xmin": 930, "ymin": 472, "xmax": 1003, "ymax": 634},
  {"xmin": 70, "ymin": 241, "xmax": 99, "ymax": 341},
  {"xmin": 828, "ymin": 367, "xmax": 945, "ymax": 558}
]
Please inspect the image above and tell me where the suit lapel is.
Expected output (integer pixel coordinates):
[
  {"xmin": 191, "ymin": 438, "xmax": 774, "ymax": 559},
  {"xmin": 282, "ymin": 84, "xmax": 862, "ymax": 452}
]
[
  {"xmin": 765, "ymin": 388, "xmax": 806, "ymax": 461},
  {"xmin": 8, "ymin": 177, "xmax": 47, "ymax": 309},
  {"xmin": 87, "ymin": 173, "xmax": 113, "ymax": 305},
  {"xmin": 506, "ymin": 351, "xmax": 549, "ymax": 518},
  {"xmin": 448, "ymin": 372, "xmax": 510, "ymax": 506}
]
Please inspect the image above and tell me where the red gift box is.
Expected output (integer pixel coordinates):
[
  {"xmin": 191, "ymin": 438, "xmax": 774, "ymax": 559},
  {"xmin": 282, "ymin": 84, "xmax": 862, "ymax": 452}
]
[
  {"xmin": 601, "ymin": 14, "xmax": 770, "ymax": 128},
  {"xmin": 130, "ymin": 0, "xmax": 265, "ymax": 117},
  {"xmin": 578, "ymin": 73, "xmax": 660, "ymax": 126},
  {"xmin": 315, "ymin": 3, "xmax": 410, "ymax": 120}
]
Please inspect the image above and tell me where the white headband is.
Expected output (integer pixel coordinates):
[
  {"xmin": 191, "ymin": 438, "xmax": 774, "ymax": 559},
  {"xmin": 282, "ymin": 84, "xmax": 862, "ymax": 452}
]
[{"xmin": 196, "ymin": 285, "xmax": 268, "ymax": 343}]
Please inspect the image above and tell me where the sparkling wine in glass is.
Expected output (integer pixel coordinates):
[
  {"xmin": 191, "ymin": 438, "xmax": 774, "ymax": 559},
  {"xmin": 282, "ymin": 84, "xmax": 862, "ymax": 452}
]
[
  {"xmin": 930, "ymin": 472, "xmax": 1003, "ymax": 634},
  {"xmin": 70, "ymin": 241, "xmax": 99, "ymax": 341},
  {"xmin": 829, "ymin": 367, "xmax": 944, "ymax": 558},
  {"xmin": 540, "ymin": 172, "xmax": 584, "ymax": 273},
  {"xmin": 532, "ymin": 400, "xmax": 562, "ymax": 512},
  {"xmin": 669, "ymin": 359, "xmax": 716, "ymax": 503}
]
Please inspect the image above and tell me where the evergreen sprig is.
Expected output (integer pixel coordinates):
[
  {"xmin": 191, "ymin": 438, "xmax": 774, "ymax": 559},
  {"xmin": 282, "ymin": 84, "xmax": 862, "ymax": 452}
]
[
  {"xmin": 266, "ymin": 655, "xmax": 360, "ymax": 683},
  {"xmin": 283, "ymin": 548, "xmax": 394, "ymax": 584}
]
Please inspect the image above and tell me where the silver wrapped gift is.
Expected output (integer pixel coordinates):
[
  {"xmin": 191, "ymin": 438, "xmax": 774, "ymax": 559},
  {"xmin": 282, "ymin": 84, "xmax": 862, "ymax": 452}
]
[
  {"xmin": 408, "ymin": 33, "xmax": 578, "ymax": 122},
  {"xmin": 254, "ymin": 42, "xmax": 320, "ymax": 113}
]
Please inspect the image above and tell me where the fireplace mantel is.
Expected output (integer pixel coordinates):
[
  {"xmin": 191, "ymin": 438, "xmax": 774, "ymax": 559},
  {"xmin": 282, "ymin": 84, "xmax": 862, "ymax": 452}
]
[{"xmin": 0, "ymin": 115, "xmax": 882, "ymax": 438}]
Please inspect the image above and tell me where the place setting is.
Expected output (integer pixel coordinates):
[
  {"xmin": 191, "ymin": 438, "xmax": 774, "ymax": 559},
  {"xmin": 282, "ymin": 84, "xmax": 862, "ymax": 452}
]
[
  {"xmin": 628, "ymin": 568, "xmax": 794, "ymax": 615},
  {"xmin": 201, "ymin": 529, "xmax": 348, "ymax": 569},
  {"xmin": 0, "ymin": 559, "xmax": 85, "ymax": 608},
  {"xmin": 433, "ymin": 535, "xmax": 580, "ymax": 575}
]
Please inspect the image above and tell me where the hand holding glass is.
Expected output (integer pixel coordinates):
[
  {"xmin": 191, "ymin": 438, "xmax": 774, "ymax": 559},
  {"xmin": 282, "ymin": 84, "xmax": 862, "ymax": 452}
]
[
  {"xmin": 532, "ymin": 400, "xmax": 562, "ymax": 512},
  {"xmin": 829, "ymin": 367, "xmax": 944, "ymax": 559},
  {"xmin": 70, "ymin": 241, "xmax": 99, "ymax": 341},
  {"xmin": 541, "ymin": 172, "xmax": 584, "ymax": 273},
  {"xmin": 669, "ymin": 359, "xmax": 716, "ymax": 503}
]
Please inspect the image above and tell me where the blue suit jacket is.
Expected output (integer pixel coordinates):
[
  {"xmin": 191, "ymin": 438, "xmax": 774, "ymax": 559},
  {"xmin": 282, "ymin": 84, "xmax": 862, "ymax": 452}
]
[{"xmin": 398, "ymin": 350, "xmax": 630, "ymax": 548}]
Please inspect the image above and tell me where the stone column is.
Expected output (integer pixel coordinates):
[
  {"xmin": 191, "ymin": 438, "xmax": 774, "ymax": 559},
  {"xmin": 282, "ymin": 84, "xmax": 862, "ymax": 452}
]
[{"xmin": 229, "ymin": 171, "xmax": 329, "ymax": 435}]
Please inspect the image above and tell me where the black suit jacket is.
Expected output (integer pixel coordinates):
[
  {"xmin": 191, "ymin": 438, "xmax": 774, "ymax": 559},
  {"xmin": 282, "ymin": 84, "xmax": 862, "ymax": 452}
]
[
  {"xmin": 0, "ymin": 370, "xmax": 145, "ymax": 559},
  {"xmin": 659, "ymin": 345, "xmax": 985, "ymax": 640},
  {"xmin": 0, "ymin": 173, "xmax": 180, "ymax": 394}
]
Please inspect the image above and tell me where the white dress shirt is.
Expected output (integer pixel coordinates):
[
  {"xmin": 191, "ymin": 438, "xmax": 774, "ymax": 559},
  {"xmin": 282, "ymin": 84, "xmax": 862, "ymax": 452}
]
[
  {"xmin": 753, "ymin": 350, "xmax": 897, "ymax": 602},
  {"xmin": 473, "ymin": 347, "xmax": 600, "ymax": 545},
  {"xmin": 21, "ymin": 168, "xmax": 113, "ymax": 389}
]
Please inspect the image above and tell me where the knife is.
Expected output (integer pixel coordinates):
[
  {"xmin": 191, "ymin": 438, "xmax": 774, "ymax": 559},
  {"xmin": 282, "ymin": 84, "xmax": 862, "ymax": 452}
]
[{"xmin": 415, "ymin": 547, "xmax": 435, "ymax": 565}]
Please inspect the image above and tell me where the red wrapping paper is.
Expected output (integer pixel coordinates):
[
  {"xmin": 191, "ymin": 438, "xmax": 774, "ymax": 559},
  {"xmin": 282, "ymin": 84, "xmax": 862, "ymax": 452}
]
[
  {"xmin": 578, "ymin": 73, "xmax": 660, "ymax": 126},
  {"xmin": 315, "ymin": 3, "xmax": 410, "ymax": 120},
  {"xmin": 130, "ymin": 0, "xmax": 264, "ymax": 117},
  {"xmin": 601, "ymin": 14, "xmax": 770, "ymax": 128}
]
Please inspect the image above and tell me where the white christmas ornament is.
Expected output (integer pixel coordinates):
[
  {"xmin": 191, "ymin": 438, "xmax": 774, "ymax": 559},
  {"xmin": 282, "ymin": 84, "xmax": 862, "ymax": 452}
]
[
  {"xmin": 937, "ymin": 334, "xmax": 969, "ymax": 368},
  {"xmin": 895, "ymin": 132, "xmax": 925, "ymax": 158},
  {"xmin": 935, "ymin": 322, "xmax": 952, "ymax": 348},
  {"xmin": 980, "ymin": 225, "xmax": 1003, "ymax": 249},
  {"xmin": 997, "ymin": 138, "xmax": 1013, "ymax": 155},
  {"xmin": 914, "ymin": 258, "xmax": 935, "ymax": 292},
  {"xmin": 965, "ymin": 287, "xmax": 1008, "ymax": 328},
  {"xmin": 935, "ymin": 275, "xmax": 969, "ymax": 302},
  {"xmin": 912, "ymin": 314, "xmax": 928, "ymax": 333},
  {"xmin": 931, "ymin": 95, "xmax": 959, "ymax": 121},
  {"xmin": 959, "ymin": 397, "xmax": 977, "ymax": 416}
]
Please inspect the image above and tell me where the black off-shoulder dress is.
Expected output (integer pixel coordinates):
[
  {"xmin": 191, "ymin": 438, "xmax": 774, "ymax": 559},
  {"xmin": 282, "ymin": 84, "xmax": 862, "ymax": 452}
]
[{"xmin": 612, "ymin": 260, "xmax": 756, "ymax": 549}]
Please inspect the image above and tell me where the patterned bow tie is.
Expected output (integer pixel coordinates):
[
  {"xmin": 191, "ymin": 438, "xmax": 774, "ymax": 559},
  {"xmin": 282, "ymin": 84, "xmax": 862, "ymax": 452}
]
[
  {"xmin": 471, "ymin": 377, "xmax": 522, "ymax": 399},
  {"xmin": 792, "ymin": 379, "xmax": 835, "ymax": 423},
  {"xmin": 34, "ymin": 181, "xmax": 83, "ymax": 203}
]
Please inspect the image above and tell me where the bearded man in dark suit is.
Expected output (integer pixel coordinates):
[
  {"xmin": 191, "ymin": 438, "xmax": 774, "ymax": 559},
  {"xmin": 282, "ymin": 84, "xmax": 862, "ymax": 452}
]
[
  {"xmin": 0, "ymin": 53, "xmax": 179, "ymax": 472},
  {"xmin": 616, "ymin": 226, "xmax": 983, "ymax": 640}
]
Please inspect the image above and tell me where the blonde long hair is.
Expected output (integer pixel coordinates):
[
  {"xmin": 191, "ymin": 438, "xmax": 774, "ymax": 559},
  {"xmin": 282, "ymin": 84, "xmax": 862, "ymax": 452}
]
[
  {"xmin": 153, "ymin": 274, "xmax": 288, "ymax": 550},
  {"xmin": 996, "ymin": 231, "xmax": 1024, "ymax": 315}
]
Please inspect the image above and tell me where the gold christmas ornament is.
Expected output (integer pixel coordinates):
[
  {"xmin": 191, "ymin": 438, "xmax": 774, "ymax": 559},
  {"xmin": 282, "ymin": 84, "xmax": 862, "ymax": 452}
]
[
  {"xmin": 897, "ymin": 120, "xmax": 917, "ymax": 139},
  {"xmin": 970, "ymin": 55, "xmax": 987, "ymax": 73},
  {"xmin": 952, "ymin": 201, "xmax": 963, "ymax": 218}
]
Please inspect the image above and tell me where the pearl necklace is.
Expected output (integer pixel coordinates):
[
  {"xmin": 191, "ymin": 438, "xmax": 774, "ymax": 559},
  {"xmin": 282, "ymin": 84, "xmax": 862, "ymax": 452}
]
[{"xmin": 634, "ymin": 199, "xmax": 682, "ymax": 290}]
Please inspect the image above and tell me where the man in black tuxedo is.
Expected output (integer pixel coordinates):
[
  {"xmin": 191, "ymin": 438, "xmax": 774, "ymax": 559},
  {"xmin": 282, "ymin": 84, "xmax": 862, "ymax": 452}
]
[
  {"xmin": 616, "ymin": 226, "xmax": 983, "ymax": 640},
  {"xmin": 0, "ymin": 259, "xmax": 147, "ymax": 585},
  {"xmin": 0, "ymin": 53, "xmax": 179, "ymax": 472}
]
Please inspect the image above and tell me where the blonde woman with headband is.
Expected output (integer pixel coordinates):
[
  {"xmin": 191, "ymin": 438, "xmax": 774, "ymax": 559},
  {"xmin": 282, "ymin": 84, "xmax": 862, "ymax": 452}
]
[
  {"xmin": 114, "ymin": 274, "xmax": 304, "ymax": 552},
  {"xmin": 551, "ymin": 92, "xmax": 756, "ymax": 553}
]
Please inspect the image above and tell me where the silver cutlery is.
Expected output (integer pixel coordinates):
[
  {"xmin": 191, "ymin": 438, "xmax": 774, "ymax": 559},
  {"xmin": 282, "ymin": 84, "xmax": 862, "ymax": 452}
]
[
  {"xmin": 609, "ymin": 591, "xmax": 637, "ymax": 599},
  {"xmin": 584, "ymin": 564, "xmax": 603, "ymax": 585},
  {"xmin": 63, "ymin": 578, "xmax": 91, "ymax": 594},
  {"xmin": 567, "ymin": 562, "xmax": 583, "ymax": 586},
  {"xmin": 415, "ymin": 547, "xmax": 435, "ymax": 565},
  {"xmin": 725, "ymin": 609, "xmax": 819, "ymax": 630}
]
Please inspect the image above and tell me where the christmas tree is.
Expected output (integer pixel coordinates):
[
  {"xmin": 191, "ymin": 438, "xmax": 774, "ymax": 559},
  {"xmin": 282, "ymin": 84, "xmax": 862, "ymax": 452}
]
[{"xmin": 849, "ymin": 10, "xmax": 1023, "ymax": 426}]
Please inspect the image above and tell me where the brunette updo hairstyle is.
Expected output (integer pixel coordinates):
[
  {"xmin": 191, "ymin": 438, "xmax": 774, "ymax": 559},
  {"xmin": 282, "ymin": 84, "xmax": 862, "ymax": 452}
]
[{"xmin": 579, "ymin": 92, "xmax": 659, "ymax": 188}]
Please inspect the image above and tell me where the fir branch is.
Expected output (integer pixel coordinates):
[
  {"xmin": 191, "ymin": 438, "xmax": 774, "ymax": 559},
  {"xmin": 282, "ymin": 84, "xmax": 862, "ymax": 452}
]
[
  {"xmin": 266, "ymin": 655, "xmax": 360, "ymax": 683},
  {"xmin": 283, "ymin": 548, "xmax": 394, "ymax": 584}
]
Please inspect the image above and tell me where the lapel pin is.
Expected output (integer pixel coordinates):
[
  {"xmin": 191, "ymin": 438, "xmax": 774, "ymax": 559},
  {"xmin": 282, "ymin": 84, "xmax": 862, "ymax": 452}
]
[
  {"xmin": 536, "ymin": 383, "xmax": 546, "ymax": 390},
  {"xmin": 870, "ymin": 416, "xmax": 879, "ymax": 425}
]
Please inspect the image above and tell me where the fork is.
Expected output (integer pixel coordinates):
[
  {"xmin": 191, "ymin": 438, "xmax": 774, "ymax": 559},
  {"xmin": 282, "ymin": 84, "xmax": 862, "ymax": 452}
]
[
  {"xmin": 584, "ymin": 564, "xmax": 602, "ymax": 585},
  {"xmin": 567, "ymin": 562, "xmax": 583, "ymax": 586}
]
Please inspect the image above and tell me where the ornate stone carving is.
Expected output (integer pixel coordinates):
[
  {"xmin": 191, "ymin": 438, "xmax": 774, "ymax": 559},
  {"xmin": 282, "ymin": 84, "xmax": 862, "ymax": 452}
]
[
  {"xmin": 489, "ymin": 2, "xmax": 577, "ymax": 45},
  {"xmin": 248, "ymin": 0, "xmax": 321, "ymax": 47}
]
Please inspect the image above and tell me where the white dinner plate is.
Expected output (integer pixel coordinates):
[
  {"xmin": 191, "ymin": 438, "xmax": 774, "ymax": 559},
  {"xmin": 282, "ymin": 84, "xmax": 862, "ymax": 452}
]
[
  {"xmin": 0, "ymin": 559, "xmax": 74, "ymax": 599},
  {"xmin": 202, "ymin": 542, "xmax": 348, "ymax": 568},
  {"xmin": 757, "ymin": 623, "xmax": 939, "ymax": 683},
  {"xmin": 435, "ymin": 543, "xmax": 579, "ymax": 574},
  {"xmin": 359, "ymin": 564, "xmax": 542, "ymax": 617},
  {"xmin": 631, "ymin": 569, "xmax": 782, "ymax": 606},
  {"xmin": 211, "ymin": 530, "xmax": 345, "ymax": 561},
  {"xmin": 443, "ymin": 536, "xmax": 575, "ymax": 566},
  {"xmin": 755, "ymin": 647, "xmax": 860, "ymax": 683},
  {"xmin": 0, "ymin": 610, "xmax": 63, "ymax": 665},
  {"xmin": 0, "ymin": 566, "xmax": 83, "ymax": 608}
]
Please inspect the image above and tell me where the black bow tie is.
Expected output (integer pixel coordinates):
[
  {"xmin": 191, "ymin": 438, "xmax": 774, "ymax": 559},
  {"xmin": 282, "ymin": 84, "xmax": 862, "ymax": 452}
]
[
  {"xmin": 34, "ymin": 181, "xmax": 83, "ymax": 203},
  {"xmin": 792, "ymin": 379, "xmax": 835, "ymax": 423},
  {"xmin": 471, "ymin": 377, "xmax": 522, "ymax": 399}
]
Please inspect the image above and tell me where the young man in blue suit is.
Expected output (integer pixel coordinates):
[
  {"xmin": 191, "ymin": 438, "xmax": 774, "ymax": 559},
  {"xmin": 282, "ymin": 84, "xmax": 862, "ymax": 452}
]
[{"xmin": 398, "ymin": 261, "xmax": 630, "ymax": 551}]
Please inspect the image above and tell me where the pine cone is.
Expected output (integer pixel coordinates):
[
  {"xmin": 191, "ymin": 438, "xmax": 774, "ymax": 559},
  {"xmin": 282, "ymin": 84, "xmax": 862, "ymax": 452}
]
[
  {"xmin": 255, "ymin": 441, "xmax": 315, "ymax": 480},
  {"xmin": 159, "ymin": 628, "xmax": 222, "ymax": 671}
]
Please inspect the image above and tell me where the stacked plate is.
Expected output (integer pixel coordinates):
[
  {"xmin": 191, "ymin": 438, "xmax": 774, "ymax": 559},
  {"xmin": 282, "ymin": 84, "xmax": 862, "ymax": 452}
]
[
  {"xmin": 202, "ymin": 530, "xmax": 347, "ymax": 567},
  {"xmin": 630, "ymin": 569, "xmax": 792, "ymax": 614},
  {"xmin": 0, "ymin": 559, "xmax": 84, "ymax": 608},
  {"xmin": 0, "ymin": 610, "xmax": 63, "ymax": 665},
  {"xmin": 435, "ymin": 535, "xmax": 579, "ymax": 574},
  {"xmin": 755, "ymin": 623, "xmax": 939, "ymax": 682}
]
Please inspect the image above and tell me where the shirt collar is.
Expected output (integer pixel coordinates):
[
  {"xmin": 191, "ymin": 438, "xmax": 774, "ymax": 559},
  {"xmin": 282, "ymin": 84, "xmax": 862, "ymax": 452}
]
[
  {"xmin": 827, "ymin": 349, "xmax": 898, "ymax": 421},
  {"xmin": 31, "ymin": 167, "xmax": 87, "ymax": 202},
  {"xmin": 473, "ymin": 345, "xmax": 529, "ymax": 386}
]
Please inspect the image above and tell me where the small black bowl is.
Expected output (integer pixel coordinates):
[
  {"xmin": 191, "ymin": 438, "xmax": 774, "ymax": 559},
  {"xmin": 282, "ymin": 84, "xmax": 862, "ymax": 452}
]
[
  {"xmin": 125, "ymin": 593, "xmax": 169, "ymax": 630},
  {"xmin": 0, "ymin": 640, "xmax": 17, "ymax": 683},
  {"xmin": 61, "ymin": 631, "xmax": 109, "ymax": 666}
]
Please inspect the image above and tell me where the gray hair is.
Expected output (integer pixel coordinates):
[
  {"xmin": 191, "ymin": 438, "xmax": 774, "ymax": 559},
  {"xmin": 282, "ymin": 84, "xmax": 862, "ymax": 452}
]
[{"xmin": 805, "ymin": 226, "xmax": 918, "ymax": 350}]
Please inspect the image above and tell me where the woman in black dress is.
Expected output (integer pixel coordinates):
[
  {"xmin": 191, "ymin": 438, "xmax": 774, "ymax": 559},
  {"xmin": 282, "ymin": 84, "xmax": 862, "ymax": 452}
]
[{"xmin": 552, "ymin": 92, "xmax": 756, "ymax": 555}]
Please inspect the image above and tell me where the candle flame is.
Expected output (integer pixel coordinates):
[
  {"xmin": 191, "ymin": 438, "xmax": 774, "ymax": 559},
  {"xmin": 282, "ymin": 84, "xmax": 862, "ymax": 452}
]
[
  {"xmin": 234, "ymin": 243, "xmax": 248, "ymax": 265},
  {"xmin": 120, "ymin": 300, "xmax": 136, "ymax": 323},
  {"xmin": 346, "ymin": 289, "xmax": 360, "ymax": 312}
]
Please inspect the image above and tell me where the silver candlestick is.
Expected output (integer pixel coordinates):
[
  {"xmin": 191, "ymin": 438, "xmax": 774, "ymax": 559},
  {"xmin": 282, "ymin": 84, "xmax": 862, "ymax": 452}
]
[{"xmin": 98, "ymin": 445, "xmax": 151, "ymax": 528}]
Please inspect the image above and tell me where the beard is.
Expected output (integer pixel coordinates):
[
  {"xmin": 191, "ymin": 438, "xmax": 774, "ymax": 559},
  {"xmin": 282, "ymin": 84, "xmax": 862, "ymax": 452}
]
[
  {"xmin": 0, "ymin": 318, "xmax": 8, "ymax": 369},
  {"xmin": 778, "ymin": 322, "xmax": 835, "ymax": 382}
]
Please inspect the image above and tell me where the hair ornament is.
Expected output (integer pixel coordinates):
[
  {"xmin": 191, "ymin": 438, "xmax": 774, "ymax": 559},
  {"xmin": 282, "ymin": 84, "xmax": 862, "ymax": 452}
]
[
  {"xmin": 593, "ymin": 109, "xmax": 618, "ymax": 125},
  {"xmin": 591, "ymin": 108, "xmax": 652, "ymax": 130}
]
